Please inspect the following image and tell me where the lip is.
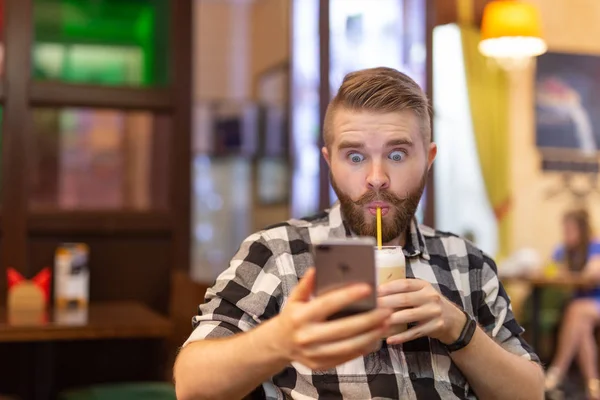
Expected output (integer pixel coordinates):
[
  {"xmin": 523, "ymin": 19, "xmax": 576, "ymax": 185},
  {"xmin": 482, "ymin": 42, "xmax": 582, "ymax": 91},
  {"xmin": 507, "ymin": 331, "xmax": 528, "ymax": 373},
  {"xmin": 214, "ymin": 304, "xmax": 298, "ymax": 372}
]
[
  {"xmin": 367, "ymin": 201, "xmax": 390, "ymax": 209},
  {"xmin": 366, "ymin": 202, "xmax": 390, "ymax": 216},
  {"xmin": 368, "ymin": 207, "xmax": 389, "ymax": 216}
]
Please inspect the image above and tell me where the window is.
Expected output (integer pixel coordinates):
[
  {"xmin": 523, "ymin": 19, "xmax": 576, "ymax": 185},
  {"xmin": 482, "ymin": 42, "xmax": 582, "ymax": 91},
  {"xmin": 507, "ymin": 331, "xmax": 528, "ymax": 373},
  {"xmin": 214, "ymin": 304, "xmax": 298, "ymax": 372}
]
[{"xmin": 433, "ymin": 24, "xmax": 497, "ymax": 254}]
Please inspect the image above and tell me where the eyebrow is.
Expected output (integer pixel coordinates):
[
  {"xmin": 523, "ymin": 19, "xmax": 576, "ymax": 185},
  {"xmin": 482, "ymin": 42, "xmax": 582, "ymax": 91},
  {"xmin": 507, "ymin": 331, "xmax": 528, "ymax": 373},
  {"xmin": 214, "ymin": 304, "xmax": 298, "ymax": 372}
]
[
  {"xmin": 386, "ymin": 138, "xmax": 414, "ymax": 147},
  {"xmin": 336, "ymin": 138, "xmax": 414, "ymax": 151},
  {"xmin": 337, "ymin": 140, "xmax": 364, "ymax": 151}
]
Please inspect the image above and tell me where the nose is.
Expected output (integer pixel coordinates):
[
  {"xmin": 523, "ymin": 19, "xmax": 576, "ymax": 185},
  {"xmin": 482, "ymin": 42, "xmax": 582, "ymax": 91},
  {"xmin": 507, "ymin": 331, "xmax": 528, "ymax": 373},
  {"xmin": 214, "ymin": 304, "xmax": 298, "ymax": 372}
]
[{"xmin": 366, "ymin": 160, "xmax": 390, "ymax": 191}]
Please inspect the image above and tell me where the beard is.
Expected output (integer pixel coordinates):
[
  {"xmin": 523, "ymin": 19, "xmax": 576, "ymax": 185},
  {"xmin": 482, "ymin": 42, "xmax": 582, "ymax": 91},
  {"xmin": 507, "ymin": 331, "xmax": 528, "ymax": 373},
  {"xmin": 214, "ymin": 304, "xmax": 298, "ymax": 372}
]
[{"xmin": 331, "ymin": 171, "xmax": 428, "ymax": 243}]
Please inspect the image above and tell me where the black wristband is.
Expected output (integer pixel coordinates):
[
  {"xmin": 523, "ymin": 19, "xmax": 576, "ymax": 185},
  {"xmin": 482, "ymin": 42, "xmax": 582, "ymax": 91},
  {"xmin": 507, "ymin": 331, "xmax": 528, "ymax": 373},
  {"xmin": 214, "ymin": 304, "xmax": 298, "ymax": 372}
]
[{"xmin": 444, "ymin": 309, "xmax": 477, "ymax": 353}]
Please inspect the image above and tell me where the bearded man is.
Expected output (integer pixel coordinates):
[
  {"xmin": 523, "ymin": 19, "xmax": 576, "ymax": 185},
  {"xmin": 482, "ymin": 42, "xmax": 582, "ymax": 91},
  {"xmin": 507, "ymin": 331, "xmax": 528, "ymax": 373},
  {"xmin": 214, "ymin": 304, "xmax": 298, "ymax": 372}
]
[{"xmin": 174, "ymin": 67, "xmax": 543, "ymax": 400}]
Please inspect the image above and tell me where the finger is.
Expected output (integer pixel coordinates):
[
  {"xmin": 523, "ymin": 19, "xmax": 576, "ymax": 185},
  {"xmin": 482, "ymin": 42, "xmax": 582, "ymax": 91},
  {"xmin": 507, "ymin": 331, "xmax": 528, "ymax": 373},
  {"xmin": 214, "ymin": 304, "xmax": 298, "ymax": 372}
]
[
  {"xmin": 303, "ymin": 325, "xmax": 387, "ymax": 359},
  {"xmin": 296, "ymin": 308, "xmax": 392, "ymax": 346},
  {"xmin": 378, "ymin": 278, "xmax": 427, "ymax": 296},
  {"xmin": 388, "ymin": 304, "xmax": 441, "ymax": 326},
  {"xmin": 305, "ymin": 284, "xmax": 373, "ymax": 322},
  {"xmin": 386, "ymin": 318, "xmax": 441, "ymax": 345},
  {"xmin": 289, "ymin": 267, "xmax": 316, "ymax": 303},
  {"xmin": 377, "ymin": 289, "xmax": 430, "ymax": 309}
]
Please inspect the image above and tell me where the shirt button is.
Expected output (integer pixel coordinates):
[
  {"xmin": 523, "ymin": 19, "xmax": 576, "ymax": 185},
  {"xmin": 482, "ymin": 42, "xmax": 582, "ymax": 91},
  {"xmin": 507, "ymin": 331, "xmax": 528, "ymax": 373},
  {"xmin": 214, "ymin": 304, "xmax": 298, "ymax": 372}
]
[{"xmin": 409, "ymin": 372, "xmax": 417, "ymax": 380}]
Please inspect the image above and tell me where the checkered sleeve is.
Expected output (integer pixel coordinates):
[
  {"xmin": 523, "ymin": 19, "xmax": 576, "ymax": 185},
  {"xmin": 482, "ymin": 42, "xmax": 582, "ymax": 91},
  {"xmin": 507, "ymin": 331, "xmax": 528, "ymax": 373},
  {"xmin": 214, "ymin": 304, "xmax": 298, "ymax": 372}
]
[
  {"xmin": 184, "ymin": 232, "xmax": 282, "ymax": 345},
  {"xmin": 477, "ymin": 253, "xmax": 541, "ymax": 364}
]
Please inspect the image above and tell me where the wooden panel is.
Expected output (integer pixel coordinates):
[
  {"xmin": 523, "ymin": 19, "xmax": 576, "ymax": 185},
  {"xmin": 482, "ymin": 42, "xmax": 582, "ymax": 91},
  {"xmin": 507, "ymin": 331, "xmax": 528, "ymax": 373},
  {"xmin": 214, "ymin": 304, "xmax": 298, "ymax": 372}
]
[
  {"xmin": 434, "ymin": 0, "xmax": 457, "ymax": 26},
  {"xmin": 0, "ymin": 339, "xmax": 168, "ymax": 399},
  {"xmin": 29, "ymin": 235, "xmax": 172, "ymax": 313},
  {"xmin": 0, "ymin": 0, "xmax": 190, "ymax": 397},
  {"xmin": 318, "ymin": 0, "xmax": 330, "ymax": 211},
  {"xmin": 0, "ymin": 237, "xmax": 3, "ymax": 307},
  {"xmin": 473, "ymin": 0, "xmax": 489, "ymax": 27},
  {"xmin": 0, "ymin": 301, "xmax": 173, "ymax": 397},
  {"xmin": 30, "ymin": 82, "xmax": 174, "ymax": 111},
  {"xmin": 168, "ymin": 270, "xmax": 208, "ymax": 361},
  {"xmin": 53, "ymin": 339, "xmax": 170, "ymax": 394},
  {"xmin": 29, "ymin": 212, "xmax": 172, "ymax": 235},
  {"xmin": 2, "ymin": 0, "xmax": 32, "ymax": 279},
  {"xmin": 170, "ymin": 0, "xmax": 192, "ymax": 272},
  {"xmin": 29, "ymin": 109, "xmax": 172, "ymax": 212},
  {"xmin": 424, "ymin": 0, "xmax": 436, "ymax": 227},
  {"xmin": 433, "ymin": 0, "xmax": 490, "ymax": 27},
  {"xmin": 0, "ymin": 343, "xmax": 39, "ymax": 398}
]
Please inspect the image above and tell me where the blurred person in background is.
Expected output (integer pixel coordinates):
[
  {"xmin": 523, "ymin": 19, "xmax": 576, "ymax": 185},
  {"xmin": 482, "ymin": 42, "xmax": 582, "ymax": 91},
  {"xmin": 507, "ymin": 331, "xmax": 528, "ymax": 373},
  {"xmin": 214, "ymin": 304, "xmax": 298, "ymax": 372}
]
[{"xmin": 545, "ymin": 208, "xmax": 600, "ymax": 399}]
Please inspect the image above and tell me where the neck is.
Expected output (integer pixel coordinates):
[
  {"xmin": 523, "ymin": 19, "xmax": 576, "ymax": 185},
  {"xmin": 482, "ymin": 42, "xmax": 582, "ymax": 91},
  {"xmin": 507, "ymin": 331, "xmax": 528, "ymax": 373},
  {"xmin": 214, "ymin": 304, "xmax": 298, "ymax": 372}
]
[{"xmin": 384, "ymin": 232, "xmax": 406, "ymax": 247}]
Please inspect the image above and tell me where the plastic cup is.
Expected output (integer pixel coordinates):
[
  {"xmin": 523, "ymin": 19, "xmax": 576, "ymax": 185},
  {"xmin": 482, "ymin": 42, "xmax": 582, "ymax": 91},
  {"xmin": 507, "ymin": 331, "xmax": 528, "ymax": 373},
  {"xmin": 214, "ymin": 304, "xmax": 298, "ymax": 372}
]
[{"xmin": 375, "ymin": 246, "xmax": 407, "ymax": 336}]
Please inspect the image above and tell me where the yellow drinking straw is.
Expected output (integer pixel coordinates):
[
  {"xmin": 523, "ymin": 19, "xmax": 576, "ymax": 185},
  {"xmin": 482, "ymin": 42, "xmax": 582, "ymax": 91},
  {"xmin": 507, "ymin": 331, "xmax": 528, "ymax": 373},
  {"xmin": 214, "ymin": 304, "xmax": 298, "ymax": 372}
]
[{"xmin": 376, "ymin": 207, "xmax": 382, "ymax": 249}]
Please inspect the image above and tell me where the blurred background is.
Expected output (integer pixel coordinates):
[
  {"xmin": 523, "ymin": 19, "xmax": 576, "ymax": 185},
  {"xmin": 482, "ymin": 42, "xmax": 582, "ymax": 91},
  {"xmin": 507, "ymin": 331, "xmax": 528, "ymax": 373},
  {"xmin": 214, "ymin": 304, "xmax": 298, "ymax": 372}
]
[{"xmin": 0, "ymin": 0, "xmax": 598, "ymax": 398}]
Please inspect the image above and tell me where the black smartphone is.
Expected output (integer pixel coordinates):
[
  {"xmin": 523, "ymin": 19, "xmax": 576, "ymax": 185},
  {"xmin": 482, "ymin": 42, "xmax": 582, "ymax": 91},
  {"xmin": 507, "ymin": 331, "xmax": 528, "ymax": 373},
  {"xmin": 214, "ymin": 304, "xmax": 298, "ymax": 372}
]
[{"xmin": 313, "ymin": 237, "xmax": 377, "ymax": 320}]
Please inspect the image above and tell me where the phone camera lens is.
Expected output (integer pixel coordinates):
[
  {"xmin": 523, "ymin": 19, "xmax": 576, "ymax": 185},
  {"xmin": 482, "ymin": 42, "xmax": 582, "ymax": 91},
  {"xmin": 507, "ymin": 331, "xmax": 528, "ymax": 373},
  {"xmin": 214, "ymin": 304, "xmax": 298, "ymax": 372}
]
[{"xmin": 339, "ymin": 263, "xmax": 350, "ymax": 274}]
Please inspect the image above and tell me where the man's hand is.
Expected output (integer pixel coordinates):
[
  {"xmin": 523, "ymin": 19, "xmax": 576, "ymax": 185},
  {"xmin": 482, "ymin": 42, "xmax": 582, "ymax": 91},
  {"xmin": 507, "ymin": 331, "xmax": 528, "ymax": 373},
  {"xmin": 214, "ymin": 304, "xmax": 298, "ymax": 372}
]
[
  {"xmin": 269, "ymin": 267, "xmax": 392, "ymax": 370},
  {"xmin": 377, "ymin": 278, "xmax": 466, "ymax": 346}
]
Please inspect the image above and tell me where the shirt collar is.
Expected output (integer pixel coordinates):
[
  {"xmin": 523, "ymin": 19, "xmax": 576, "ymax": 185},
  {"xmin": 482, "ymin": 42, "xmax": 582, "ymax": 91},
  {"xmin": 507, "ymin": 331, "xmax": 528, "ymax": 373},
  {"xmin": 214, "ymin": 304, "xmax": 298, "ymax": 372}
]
[{"xmin": 327, "ymin": 201, "xmax": 430, "ymax": 260}]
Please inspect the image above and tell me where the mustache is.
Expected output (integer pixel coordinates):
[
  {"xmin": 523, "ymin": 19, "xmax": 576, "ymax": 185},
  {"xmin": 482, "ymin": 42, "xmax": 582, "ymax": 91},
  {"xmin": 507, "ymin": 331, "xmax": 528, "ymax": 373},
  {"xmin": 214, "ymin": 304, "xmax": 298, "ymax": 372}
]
[{"xmin": 352, "ymin": 189, "xmax": 405, "ymax": 207}]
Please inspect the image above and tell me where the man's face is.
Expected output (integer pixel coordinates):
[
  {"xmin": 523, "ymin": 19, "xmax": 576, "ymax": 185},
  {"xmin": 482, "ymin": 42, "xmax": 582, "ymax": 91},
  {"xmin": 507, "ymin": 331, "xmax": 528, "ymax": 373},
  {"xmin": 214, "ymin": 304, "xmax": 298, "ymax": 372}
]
[{"xmin": 323, "ymin": 109, "xmax": 437, "ymax": 243}]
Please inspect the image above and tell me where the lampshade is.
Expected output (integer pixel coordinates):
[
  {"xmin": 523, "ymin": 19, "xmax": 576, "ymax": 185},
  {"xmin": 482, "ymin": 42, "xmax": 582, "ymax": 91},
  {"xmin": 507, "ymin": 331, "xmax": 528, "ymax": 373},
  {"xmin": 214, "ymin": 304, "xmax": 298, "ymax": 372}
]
[{"xmin": 479, "ymin": 1, "xmax": 547, "ymax": 59}]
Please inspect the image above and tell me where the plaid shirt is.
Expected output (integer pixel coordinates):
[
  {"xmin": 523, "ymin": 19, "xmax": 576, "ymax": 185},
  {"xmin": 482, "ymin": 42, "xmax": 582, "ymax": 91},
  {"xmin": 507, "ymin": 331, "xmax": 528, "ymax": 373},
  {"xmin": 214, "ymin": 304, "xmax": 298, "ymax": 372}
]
[{"xmin": 185, "ymin": 202, "xmax": 539, "ymax": 400}]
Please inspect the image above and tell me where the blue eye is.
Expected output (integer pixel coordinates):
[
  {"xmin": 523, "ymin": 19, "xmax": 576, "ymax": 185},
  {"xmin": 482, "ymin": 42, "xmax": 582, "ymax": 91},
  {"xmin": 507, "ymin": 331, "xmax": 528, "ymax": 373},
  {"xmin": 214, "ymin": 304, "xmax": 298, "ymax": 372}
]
[
  {"xmin": 389, "ymin": 150, "xmax": 406, "ymax": 162},
  {"xmin": 348, "ymin": 153, "xmax": 365, "ymax": 163}
]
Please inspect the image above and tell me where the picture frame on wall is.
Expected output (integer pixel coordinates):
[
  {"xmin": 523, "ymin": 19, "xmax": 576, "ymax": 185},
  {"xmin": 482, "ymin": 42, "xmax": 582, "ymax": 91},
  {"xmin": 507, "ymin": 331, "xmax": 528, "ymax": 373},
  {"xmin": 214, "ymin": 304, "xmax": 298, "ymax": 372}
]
[{"xmin": 536, "ymin": 51, "xmax": 600, "ymax": 173}]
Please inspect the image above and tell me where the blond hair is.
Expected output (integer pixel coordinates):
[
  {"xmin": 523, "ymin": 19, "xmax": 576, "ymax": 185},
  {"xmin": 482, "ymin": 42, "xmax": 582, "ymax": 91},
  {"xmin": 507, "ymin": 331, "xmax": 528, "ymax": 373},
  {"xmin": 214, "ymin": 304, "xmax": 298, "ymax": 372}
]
[{"xmin": 323, "ymin": 67, "xmax": 431, "ymax": 149}]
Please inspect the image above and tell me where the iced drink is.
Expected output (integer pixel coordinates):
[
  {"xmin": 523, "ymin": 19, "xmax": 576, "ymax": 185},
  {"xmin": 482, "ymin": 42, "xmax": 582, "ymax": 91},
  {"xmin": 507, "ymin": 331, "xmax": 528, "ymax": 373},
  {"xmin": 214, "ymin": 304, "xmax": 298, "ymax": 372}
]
[{"xmin": 375, "ymin": 246, "xmax": 407, "ymax": 336}]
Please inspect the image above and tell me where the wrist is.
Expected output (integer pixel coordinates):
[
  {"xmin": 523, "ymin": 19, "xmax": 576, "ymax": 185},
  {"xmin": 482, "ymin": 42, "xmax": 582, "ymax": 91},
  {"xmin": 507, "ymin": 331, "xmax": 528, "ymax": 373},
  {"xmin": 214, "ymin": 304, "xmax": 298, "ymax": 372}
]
[
  {"xmin": 250, "ymin": 317, "xmax": 292, "ymax": 368},
  {"xmin": 439, "ymin": 304, "xmax": 468, "ymax": 345}
]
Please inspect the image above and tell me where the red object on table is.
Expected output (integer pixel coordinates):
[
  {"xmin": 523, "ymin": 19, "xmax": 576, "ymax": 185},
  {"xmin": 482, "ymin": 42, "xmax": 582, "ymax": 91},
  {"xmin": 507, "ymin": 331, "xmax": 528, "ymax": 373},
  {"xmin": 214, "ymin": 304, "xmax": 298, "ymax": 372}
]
[{"xmin": 7, "ymin": 267, "xmax": 52, "ymax": 302}]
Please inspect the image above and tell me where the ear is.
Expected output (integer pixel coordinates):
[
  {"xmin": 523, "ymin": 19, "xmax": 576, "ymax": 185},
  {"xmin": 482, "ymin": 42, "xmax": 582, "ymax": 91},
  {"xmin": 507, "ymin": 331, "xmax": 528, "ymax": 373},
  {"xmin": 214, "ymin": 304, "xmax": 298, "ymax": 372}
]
[
  {"xmin": 32, "ymin": 267, "xmax": 52, "ymax": 302},
  {"xmin": 7, "ymin": 268, "xmax": 25, "ymax": 289},
  {"xmin": 427, "ymin": 142, "xmax": 437, "ymax": 171},
  {"xmin": 321, "ymin": 146, "xmax": 331, "ymax": 168}
]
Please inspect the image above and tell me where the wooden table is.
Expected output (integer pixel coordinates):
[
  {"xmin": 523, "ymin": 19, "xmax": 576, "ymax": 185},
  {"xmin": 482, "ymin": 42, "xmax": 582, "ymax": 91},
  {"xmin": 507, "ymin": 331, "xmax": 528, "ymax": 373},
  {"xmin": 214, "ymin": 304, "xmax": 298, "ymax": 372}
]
[
  {"xmin": 501, "ymin": 274, "xmax": 590, "ymax": 356},
  {"xmin": 0, "ymin": 301, "xmax": 173, "ymax": 400},
  {"xmin": 0, "ymin": 301, "xmax": 172, "ymax": 342}
]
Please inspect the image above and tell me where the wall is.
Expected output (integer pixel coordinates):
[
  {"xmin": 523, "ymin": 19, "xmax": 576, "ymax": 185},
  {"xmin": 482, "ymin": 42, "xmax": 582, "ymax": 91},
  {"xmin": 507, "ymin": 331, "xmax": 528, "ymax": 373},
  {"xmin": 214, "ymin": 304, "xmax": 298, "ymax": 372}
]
[
  {"xmin": 508, "ymin": 0, "xmax": 600, "ymax": 260},
  {"xmin": 193, "ymin": 0, "xmax": 290, "ymax": 101},
  {"xmin": 193, "ymin": 0, "xmax": 252, "ymax": 101},
  {"xmin": 251, "ymin": 0, "xmax": 290, "ymax": 94}
]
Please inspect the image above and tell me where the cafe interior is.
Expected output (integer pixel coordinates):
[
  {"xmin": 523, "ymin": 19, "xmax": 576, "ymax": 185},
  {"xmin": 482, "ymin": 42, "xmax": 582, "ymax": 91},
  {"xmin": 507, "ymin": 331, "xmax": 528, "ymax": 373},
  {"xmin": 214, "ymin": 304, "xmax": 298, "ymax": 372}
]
[{"xmin": 0, "ymin": 0, "xmax": 599, "ymax": 399}]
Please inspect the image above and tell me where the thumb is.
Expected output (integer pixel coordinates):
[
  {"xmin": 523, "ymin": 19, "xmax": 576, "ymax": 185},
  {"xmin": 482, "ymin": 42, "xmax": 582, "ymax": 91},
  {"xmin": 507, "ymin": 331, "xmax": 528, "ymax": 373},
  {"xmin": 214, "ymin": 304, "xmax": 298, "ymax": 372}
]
[{"xmin": 288, "ymin": 267, "xmax": 316, "ymax": 303}]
